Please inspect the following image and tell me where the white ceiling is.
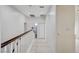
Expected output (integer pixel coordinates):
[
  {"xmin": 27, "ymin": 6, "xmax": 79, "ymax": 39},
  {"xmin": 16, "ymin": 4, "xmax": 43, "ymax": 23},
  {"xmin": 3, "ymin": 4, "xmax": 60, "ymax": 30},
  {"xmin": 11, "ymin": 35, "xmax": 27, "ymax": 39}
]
[{"xmin": 10, "ymin": 5, "xmax": 51, "ymax": 17}]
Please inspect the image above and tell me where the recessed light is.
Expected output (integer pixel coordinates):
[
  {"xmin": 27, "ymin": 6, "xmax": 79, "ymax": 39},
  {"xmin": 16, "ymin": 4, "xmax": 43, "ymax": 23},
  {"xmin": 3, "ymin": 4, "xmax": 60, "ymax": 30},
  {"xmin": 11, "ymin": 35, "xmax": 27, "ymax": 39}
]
[
  {"xmin": 40, "ymin": 6, "xmax": 44, "ymax": 8},
  {"xmin": 30, "ymin": 14, "xmax": 35, "ymax": 17}
]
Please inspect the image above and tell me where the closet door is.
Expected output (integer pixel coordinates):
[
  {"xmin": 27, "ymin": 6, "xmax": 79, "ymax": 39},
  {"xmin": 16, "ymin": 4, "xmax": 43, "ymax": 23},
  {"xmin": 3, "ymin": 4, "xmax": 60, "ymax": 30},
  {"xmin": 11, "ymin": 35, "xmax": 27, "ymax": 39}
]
[{"xmin": 56, "ymin": 5, "xmax": 75, "ymax": 53}]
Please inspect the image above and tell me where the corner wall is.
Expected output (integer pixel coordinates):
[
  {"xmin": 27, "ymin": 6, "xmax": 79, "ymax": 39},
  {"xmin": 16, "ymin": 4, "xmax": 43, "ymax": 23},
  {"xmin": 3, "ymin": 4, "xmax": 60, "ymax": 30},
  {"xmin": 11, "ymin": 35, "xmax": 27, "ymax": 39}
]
[{"xmin": 45, "ymin": 6, "xmax": 56, "ymax": 52}]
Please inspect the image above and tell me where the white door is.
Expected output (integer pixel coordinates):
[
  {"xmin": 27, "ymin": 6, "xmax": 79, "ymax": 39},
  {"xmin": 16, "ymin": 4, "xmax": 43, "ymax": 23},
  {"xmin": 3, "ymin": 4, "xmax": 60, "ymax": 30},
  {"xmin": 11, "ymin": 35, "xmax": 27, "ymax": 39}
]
[{"xmin": 37, "ymin": 23, "xmax": 45, "ymax": 39}]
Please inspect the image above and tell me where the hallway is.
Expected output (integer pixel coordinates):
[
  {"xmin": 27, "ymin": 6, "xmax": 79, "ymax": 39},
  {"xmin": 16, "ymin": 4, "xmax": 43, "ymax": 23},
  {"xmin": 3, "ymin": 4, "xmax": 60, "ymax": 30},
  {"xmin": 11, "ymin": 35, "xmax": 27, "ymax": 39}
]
[{"xmin": 0, "ymin": 5, "xmax": 79, "ymax": 53}]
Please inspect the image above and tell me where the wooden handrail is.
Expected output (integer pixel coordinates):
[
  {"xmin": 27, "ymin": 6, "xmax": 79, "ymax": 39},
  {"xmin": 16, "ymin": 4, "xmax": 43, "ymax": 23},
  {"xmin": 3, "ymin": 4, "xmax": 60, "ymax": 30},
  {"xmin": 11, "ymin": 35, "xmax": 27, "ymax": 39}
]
[{"xmin": 1, "ymin": 29, "xmax": 32, "ymax": 48}]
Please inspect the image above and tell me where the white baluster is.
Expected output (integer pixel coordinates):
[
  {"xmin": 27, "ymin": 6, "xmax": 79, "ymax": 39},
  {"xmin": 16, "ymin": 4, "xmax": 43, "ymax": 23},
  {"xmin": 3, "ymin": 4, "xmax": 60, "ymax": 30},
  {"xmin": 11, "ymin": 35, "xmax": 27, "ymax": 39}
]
[
  {"xmin": 16, "ymin": 39, "xmax": 18, "ymax": 53},
  {"xmin": 18, "ymin": 37, "xmax": 21, "ymax": 53},
  {"xmin": 14, "ymin": 40, "xmax": 17, "ymax": 53},
  {"xmin": 10, "ymin": 42, "xmax": 13, "ymax": 53},
  {"xmin": 4, "ymin": 46, "xmax": 7, "ymax": 53},
  {"xmin": 12, "ymin": 41, "xmax": 16, "ymax": 53},
  {"xmin": 20, "ymin": 37, "xmax": 21, "ymax": 52}
]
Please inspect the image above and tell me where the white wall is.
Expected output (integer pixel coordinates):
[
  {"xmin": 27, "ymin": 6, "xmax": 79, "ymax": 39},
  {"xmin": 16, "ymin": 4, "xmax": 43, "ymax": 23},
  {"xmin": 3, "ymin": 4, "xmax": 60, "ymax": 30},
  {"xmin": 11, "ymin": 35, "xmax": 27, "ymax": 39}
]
[
  {"xmin": 75, "ymin": 7, "xmax": 79, "ymax": 52},
  {"xmin": 45, "ymin": 6, "xmax": 56, "ymax": 52},
  {"xmin": 75, "ymin": 14, "xmax": 79, "ymax": 38},
  {"xmin": 0, "ymin": 6, "xmax": 25, "ymax": 43},
  {"xmin": 0, "ymin": 21, "xmax": 1, "ymax": 52},
  {"xmin": 0, "ymin": 6, "xmax": 26, "ymax": 52}
]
